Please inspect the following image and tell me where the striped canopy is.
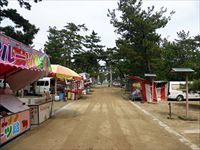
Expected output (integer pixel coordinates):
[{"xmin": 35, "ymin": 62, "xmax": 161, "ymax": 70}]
[{"xmin": 50, "ymin": 64, "xmax": 81, "ymax": 80}]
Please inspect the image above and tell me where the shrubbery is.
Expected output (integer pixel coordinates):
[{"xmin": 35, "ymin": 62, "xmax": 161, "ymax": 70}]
[{"xmin": 190, "ymin": 79, "xmax": 200, "ymax": 92}]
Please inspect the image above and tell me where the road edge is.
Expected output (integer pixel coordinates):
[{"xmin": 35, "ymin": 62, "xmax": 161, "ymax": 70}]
[{"xmin": 129, "ymin": 101, "xmax": 200, "ymax": 150}]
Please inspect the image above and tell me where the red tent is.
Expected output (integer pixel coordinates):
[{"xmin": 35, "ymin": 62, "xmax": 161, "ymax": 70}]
[{"xmin": 128, "ymin": 75, "xmax": 168, "ymax": 103}]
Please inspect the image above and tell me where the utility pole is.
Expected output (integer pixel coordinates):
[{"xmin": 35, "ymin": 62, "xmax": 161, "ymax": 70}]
[{"xmin": 97, "ymin": 74, "xmax": 100, "ymax": 84}]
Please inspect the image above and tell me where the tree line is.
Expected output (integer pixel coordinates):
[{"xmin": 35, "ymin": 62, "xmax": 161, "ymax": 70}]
[
  {"xmin": 107, "ymin": 0, "xmax": 200, "ymax": 81},
  {"xmin": 1, "ymin": 0, "xmax": 199, "ymax": 86},
  {"xmin": 44, "ymin": 23, "xmax": 105, "ymax": 77}
]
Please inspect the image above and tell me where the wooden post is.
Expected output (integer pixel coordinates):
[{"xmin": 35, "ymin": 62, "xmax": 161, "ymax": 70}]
[
  {"xmin": 152, "ymin": 80, "xmax": 154, "ymax": 102},
  {"xmin": 168, "ymin": 102, "xmax": 172, "ymax": 119},
  {"xmin": 21, "ymin": 89, "xmax": 24, "ymax": 98},
  {"xmin": 186, "ymin": 74, "xmax": 189, "ymax": 118}
]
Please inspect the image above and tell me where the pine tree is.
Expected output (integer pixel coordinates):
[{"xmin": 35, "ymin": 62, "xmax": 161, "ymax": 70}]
[
  {"xmin": 0, "ymin": 0, "xmax": 41, "ymax": 45},
  {"xmin": 108, "ymin": 0, "xmax": 174, "ymax": 76}
]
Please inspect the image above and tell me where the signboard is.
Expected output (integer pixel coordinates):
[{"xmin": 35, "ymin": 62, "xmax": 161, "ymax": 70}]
[
  {"xmin": 0, "ymin": 33, "xmax": 51, "ymax": 91},
  {"xmin": 39, "ymin": 102, "xmax": 52, "ymax": 124},
  {"xmin": 0, "ymin": 33, "xmax": 51, "ymax": 72},
  {"xmin": 0, "ymin": 110, "xmax": 30, "ymax": 145}
]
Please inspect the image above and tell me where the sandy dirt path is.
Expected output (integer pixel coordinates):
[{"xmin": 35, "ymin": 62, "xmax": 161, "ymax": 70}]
[{"xmin": 2, "ymin": 86, "xmax": 191, "ymax": 150}]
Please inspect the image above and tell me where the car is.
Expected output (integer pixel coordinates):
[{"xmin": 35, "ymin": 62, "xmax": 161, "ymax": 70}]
[
  {"xmin": 168, "ymin": 81, "xmax": 200, "ymax": 101},
  {"xmin": 113, "ymin": 81, "xmax": 121, "ymax": 87}
]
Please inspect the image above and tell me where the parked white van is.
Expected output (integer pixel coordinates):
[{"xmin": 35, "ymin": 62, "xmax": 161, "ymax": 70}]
[
  {"xmin": 168, "ymin": 81, "xmax": 200, "ymax": 101},
  {"xmin": 35, "ymin": 77, "xmax": 55, "ymax": 95},
  {"xmin": 24, "ymin": 77, "xmax": 55, "ymax": 95}
]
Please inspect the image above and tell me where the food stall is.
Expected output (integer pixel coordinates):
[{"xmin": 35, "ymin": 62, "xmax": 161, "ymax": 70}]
[
  {"xmin": 77, "ymin": 79, "xmax": 84, "ymax": 99},
  {"xmin": 0, "ymin": 94, "xmax": 30, "ymax": 145},
  {"xmin": 80, "ymin": 72, "xmax": 90, "ymax": 95},
  {"xmin": 67, "ymin": 80, "xmax": 83, "ymax": 100},
  {"xmin": 0, "ymin": 33, "xmax": 50, "ymax": 145},
  {"xmin": 50, "ymin": 65, "xmax": 82, "ymax": 100},
  {"xmin": 67, "ymin": 81, "xmax": 75, "ymax": 100}
]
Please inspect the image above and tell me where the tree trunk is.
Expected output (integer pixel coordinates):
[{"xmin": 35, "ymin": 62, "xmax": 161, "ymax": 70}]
[{"xmin": 147, "ymin": 59, "xmax": 151, "ymax": 73}]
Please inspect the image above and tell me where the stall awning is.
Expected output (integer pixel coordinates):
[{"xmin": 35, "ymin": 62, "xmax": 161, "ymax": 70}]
[
  {"xmin": 0, "ymin": 33, "xmax": 51, "ymax": 91},
  {"xmin": 128, "ymin": 75, "xmax": 147, "ymax": 83},
  {"xmin": 144, "ymin": 73, "xmax": 157, "ymax": 78},
  {"xmin": 171, "ymin": 68, "xmax": 194, "ymax": 73},
  {"xmin": 50, "ymin": 64, "xmax": 81, "ymax": 80},
  {"xmin": 0, "ymin": 94, "xmax": 29, "ymax": 113}
]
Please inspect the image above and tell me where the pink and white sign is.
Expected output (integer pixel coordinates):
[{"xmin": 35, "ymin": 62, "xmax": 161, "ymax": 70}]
[{"xmin": 0, "ymin": 110, "xmax": 30, "ymax": 145}]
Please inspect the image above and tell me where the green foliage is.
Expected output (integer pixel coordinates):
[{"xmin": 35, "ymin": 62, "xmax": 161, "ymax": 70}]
[
  {"xmin": 104, "ymin": 47, "xmax": 126, "ymax": 78},
  {"xmin": 44, "ymin": 27, "xmax": 63, "ymax": 65},
  {"xmin": 106, "ymin": 0, "xmax": 199, "ymax": 81},
  {"xmin": 107, "ymin": 0, "xmax": 174, "ymax": 76},
  {"xmin": 160, "ymin": 31, "xmax": 200, "ymax": 80},
  {"xmin": 99, "ymin": 72, "xmax": 106, "ymax": 84},
  {"xmin": 84, "ymin": 30, "xmax": 105, "ymax": 61},
  {"xmin": 73, "ymin": 30, "xmax": 105, "ymax": 77},
  {"xmin": 60, "ymin": 23, "xmax": 87, "ymax": 67},
  {"xmin": 189, "ymin": 79, "xmax": 200, "ymax": 91},
  {"xmin": 45, "ymin": 23, "xmax": 87, "ymax": 67},
  {"xmin": 0, "ymin": 0, "xmax": 40, "ymax": 45},
  {"xmin": 44, "ymin": 23, "xmax": 105, "ymax": 77},
  {"xmin": 73, "ymin": 52, "xmax": 100, "ymax": 77}
]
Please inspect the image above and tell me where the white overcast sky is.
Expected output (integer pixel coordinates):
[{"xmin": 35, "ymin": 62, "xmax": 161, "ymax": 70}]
[{"xmin": 4, "ymin": 0, "xmax": 200, "ymax": 50}]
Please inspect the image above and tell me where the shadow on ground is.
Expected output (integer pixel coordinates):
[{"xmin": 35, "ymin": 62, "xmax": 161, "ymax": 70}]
[{"xmin": 53, "ymin": 110, "xmax": 81, "ymax": 119}]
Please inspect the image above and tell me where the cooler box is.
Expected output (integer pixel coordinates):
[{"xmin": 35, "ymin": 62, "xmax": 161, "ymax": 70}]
[
  {"xmin": 54, "ymin": 95, "xmax": 59, "ymax": 101},
  {"xmin": 71, "ymin": 93, "xmax": 75, "ymax": 100}
]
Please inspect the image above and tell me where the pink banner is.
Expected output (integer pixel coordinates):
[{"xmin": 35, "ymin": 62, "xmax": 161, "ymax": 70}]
[{"xmin": 0, "ymin": 33, "xmax": 51, "ymax": 72}]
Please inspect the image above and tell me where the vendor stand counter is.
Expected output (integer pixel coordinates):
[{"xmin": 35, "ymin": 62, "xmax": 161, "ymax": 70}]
[
  {"xmin": 0, "ymin": 94, "xmax": 30, "ymax": 146},
  {"xmin": 77, "ymin": 89, "xmax": 83, "ymax": 99},
  {"xmin": 24, "ymin": 98, "xmax": 53, "ymax": 125}
]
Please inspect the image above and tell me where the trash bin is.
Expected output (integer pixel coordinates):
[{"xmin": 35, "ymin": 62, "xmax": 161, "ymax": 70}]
[
  {"xmin": 59, "ymin": 92, "xmax": 65, "ymax": 100},
  {"xmin": 68, "ymin": 92, "xmax": 71, "ymax": 100}
]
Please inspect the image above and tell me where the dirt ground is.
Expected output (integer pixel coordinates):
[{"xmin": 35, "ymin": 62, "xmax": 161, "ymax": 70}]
[
  {"xmin": 1, "ymin": 86, "xmax": 199, "ymax": 150},
  {"xmin": 134, "ymin": 99, "xmax": 200, "ymax": 147}
]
